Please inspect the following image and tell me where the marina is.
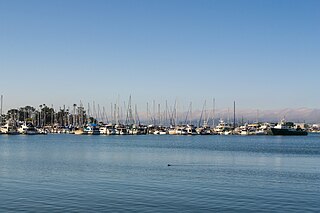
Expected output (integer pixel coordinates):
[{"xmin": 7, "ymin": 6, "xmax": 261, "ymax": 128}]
[
  {"xmin": 1, "ymin": 1, "xmax": 319, "ymax": 212},
  {"xmin": 0, "ymin": 96, "xmax": 314, "ymax": 136},
  {"xmin": 0, "ymin": 116, "xmax": 312, "ymax": 136}
]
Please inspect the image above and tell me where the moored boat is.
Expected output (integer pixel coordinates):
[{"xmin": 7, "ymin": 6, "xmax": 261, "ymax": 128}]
[{"xmin": 269, "ymin": 120, "xmax": 307, "ymax": 136}]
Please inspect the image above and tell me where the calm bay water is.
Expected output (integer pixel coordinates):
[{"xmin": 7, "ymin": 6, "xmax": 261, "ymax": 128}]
[{"xmin": 1, "ymin": 134, "xmax": 319, "ymax": 212}]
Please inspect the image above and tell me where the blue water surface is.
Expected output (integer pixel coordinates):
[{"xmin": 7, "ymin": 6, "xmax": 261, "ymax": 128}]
[{"xmin": 1, "ymin": 134, "xmax": 320, "ymax": 212}]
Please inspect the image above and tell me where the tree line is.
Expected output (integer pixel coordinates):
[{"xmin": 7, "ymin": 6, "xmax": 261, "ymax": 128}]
[{"xmin": 0, "ymin": 104, "xmax": 95, "ymax": 127}]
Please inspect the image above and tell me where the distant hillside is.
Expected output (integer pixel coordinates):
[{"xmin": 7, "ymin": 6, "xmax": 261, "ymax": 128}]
[
  {"xmin": 208, "ymin": 108, "xmax": 320, "ymax": 123},
  {"xmin": 179, "ymin": 108, "xmax": 320, "ymax": 124},
  {"xmin": 136, "ymin": 108, "xmax": 320, "ymax": 124}
]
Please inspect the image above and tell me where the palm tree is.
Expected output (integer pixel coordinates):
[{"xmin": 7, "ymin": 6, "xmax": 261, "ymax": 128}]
[
  {"xmin": 43, "ymin": 104, "xmax": 47, "ymax": 126},
  {"xmin": 39, "ymin": 105, "xmax": 42, "ymax": 127},
  {"xmin": 73, "ymin": 104, "xmax": 77, "ymax": 127}
]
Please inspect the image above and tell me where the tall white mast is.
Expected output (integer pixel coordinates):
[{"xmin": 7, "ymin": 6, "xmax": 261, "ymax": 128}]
[{"xmin": 212, "ymin": 98, "xmax": 215, "ymax": 127}]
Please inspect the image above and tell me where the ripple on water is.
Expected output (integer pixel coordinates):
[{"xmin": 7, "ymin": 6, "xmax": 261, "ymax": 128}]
[{"xmin": 1, "ymin": 134, "xmax": 320, "ymax": 212}]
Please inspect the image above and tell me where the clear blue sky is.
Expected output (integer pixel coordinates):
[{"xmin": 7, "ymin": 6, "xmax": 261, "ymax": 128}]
[{"xmin": 1, "ymin": 0, "xmax": 319, "ymax": 112}]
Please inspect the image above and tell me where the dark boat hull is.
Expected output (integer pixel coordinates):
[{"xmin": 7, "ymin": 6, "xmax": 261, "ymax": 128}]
[{"xmin": 269, "ymin": 128, "xmax": 308, "ymax": 136}]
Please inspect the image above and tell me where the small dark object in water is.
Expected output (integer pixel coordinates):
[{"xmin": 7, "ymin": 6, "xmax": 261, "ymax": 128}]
[{"xmin": 167, "ymin": 164, "xmax": 171, "ymax": 166}]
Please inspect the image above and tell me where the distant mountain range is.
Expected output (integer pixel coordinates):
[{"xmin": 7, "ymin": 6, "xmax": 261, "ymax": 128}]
[
  {"xmin": 141, "ymin": 108, "xmax": 320, "ymax": 125},
  {"xmin": 206, "ymin": 108, "xmax": 320, "ymax": 124}
]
